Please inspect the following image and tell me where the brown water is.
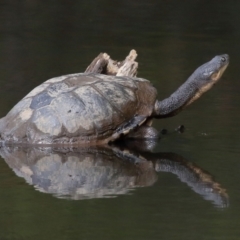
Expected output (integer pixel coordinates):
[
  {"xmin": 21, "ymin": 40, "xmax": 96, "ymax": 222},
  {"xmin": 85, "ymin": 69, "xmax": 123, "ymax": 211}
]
[{"xmin": 0, "ymin": 1, "xmax": 240, "ymax": 239}]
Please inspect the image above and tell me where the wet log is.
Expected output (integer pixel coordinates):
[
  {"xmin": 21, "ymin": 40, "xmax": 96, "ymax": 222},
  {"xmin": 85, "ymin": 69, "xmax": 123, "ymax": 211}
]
[
  {"xmin": 85, "ymin": 49, "xmax": 138, "ymax": 77},
  {"xmin": 84, "ymin": 53, "xmax": 109, "ymax": 74}
]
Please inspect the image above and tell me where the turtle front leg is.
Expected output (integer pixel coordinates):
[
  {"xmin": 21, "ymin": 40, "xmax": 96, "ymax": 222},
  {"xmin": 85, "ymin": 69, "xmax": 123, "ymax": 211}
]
[
  {"xmin": 118, "ymin": 125, "xmax": 159, "ymax": 152},
  {"xmin": 126, "ymin": 125, "xmax": 159, "ymax": 139}
]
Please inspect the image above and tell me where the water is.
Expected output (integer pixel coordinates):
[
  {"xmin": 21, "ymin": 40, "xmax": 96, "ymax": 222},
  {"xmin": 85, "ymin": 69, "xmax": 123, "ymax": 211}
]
[{"xmin": 0, "ymin": 0, "xmax": 240, "ymax": 239}]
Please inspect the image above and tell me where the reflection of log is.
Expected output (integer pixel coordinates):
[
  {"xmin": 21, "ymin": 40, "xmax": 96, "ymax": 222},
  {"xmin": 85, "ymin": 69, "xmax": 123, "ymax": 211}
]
[{"xmin": 85, "ymin": 50, "xmax": 138, "ymax": 77}]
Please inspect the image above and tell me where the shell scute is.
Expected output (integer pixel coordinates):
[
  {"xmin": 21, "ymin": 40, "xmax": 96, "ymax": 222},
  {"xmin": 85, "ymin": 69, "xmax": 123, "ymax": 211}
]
[
  {"xmin": 93, "ymin": 81, "xmax": 136, "ymax": 110},
  {"xmin": 24, "ymin": 83, "xmax": 50, "ymax": 99},
  {"xmin": 47, "ymin": 82, "xmax": 70, "ymax": 97},
  {"xmin": 64, "ymin": 74, "xmax": 101, "ymax": 87},
  {"xmin": 30, "ymin": 106, "xmax": 62, "ymax": 137},
  {"xmin": 0, "ymin": 98, "xmax": 33, "ymax": 141},
  {"xmin": 30, "ymin": 91, "xmax": 54, "ymax": 109},
  {"xmin": 45, "ymin": 73, "xmax": 82, "ymax": 84},
  {"xmin": 73, "ymin": 86, "xmax": 122, "ymax": 133},
  {"xmin": 51, "ymin": 92, "xmax": 89, "ymax": 133}
]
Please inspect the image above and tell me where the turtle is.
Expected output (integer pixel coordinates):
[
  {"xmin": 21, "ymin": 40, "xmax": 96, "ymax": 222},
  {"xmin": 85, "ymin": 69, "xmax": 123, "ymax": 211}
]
[{"xmin": 0, "ymin": 51, "xmax": 229, "ymax": 146}]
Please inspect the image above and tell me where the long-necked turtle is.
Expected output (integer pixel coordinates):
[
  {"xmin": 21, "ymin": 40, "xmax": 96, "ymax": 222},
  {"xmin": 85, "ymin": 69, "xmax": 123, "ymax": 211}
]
[{"xmin": 0, "ymin": 51, "xmax": 229, "ymax": 145}]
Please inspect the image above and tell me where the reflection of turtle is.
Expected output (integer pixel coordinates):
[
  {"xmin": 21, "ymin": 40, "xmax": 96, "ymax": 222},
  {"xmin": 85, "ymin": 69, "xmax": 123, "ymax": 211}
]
[
  {"xmin": 0, "ymin": 51, "xmax": 229, "ymax": 145},
  {"xmin": 0, "ymin": 145, "xmax": 228, "ymax": 207}
]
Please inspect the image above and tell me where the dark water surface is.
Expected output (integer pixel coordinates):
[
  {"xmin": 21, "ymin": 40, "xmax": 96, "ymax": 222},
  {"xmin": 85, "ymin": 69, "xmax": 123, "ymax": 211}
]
[{"xmin": 0, "ymin": 1, "xmax": 240, "ymax": 239}]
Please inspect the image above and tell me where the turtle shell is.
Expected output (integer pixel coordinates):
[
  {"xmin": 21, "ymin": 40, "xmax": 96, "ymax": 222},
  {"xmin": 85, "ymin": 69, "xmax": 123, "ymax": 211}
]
[{"xmin": 0, "ymin": 73, "xmax": 157, "ymax": 145}]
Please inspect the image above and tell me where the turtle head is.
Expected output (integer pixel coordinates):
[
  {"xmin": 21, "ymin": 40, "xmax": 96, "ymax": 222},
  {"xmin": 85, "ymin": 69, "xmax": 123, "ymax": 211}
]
[
  {"xmin": 191, "ymin": 54, "xmax": 229, "ymax": 97},
  {"xmin": 154, "ymin": 54, "xmax": 229, "ymax": 118}
]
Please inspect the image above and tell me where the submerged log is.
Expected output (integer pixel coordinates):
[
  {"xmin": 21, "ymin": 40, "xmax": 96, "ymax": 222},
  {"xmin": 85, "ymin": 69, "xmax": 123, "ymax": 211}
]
[{"xmin": 85, "ymin": 49, "xmax": 138, "ymax": 77}]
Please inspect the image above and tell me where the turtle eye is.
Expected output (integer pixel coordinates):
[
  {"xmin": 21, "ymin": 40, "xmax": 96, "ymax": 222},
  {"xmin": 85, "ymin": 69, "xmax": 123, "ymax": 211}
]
[{"xmin": 221, "ymin": 57, "xmax": 226, "ymax": 63}]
